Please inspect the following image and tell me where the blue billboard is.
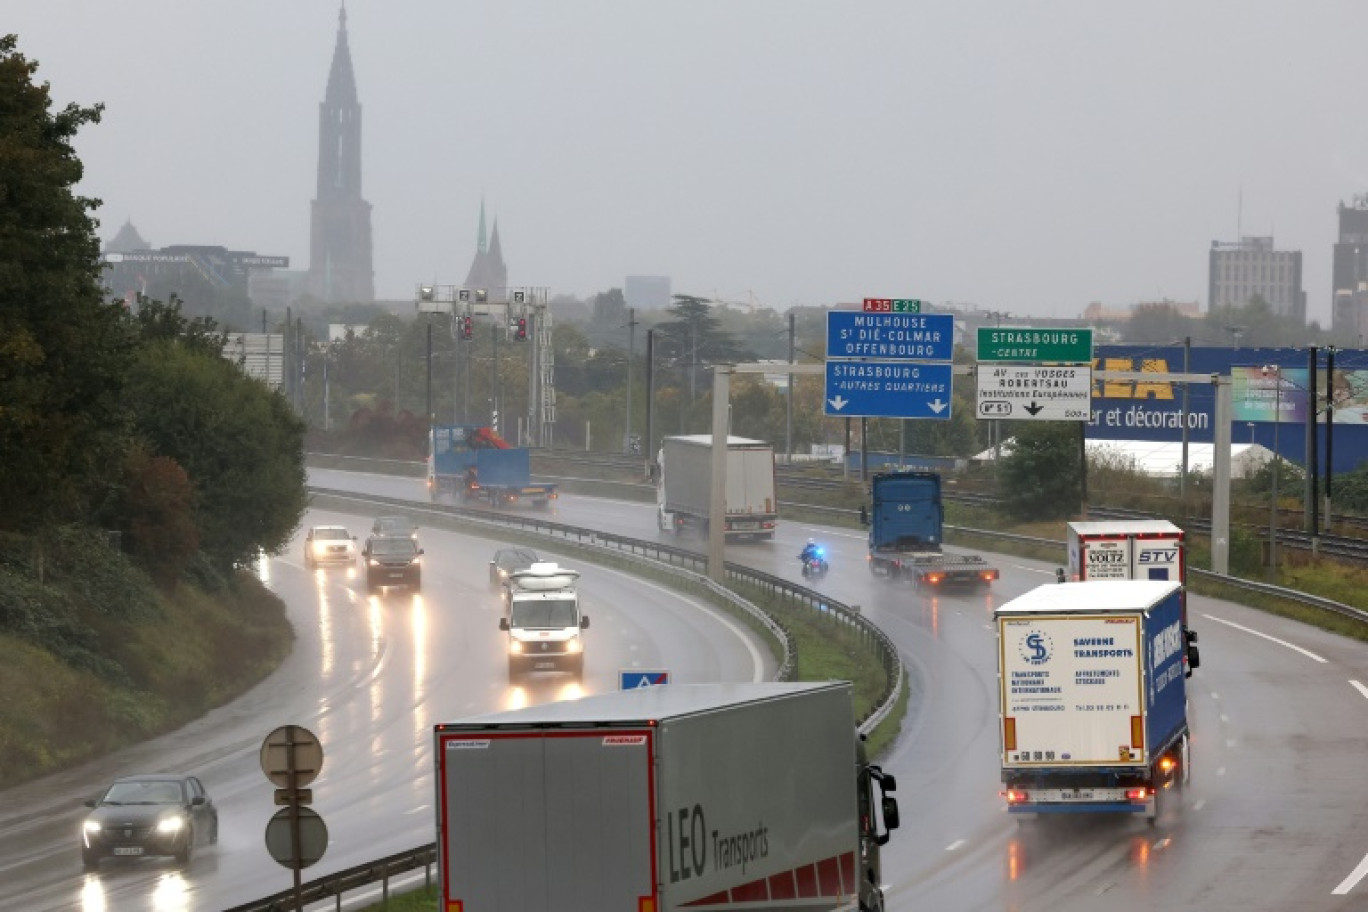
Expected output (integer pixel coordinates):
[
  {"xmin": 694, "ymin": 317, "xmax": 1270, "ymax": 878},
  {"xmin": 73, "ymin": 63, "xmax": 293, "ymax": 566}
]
[{"xmin": 1086, "ymin": 346, "xmax": 1368, "ymax": 473}]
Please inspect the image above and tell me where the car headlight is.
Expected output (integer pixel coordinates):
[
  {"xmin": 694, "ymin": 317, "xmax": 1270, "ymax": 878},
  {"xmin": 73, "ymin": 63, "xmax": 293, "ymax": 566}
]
[
  {"xmin": 369, "ymin": 559, "xmax": 382, "ymax": 567},
  {"xmin": 411, "ymin": 557, "xmax": 421, "ymax": 566},
  {"xmin": 566, "ymin": 637, "xmax": 583, "ymax": 654},
  {"xmin": 83, "ymin": 820, "xmax": 101, "ymax": 834},
  {"xmin": 157, "ymin": 816, "xmax": 185, "ymax": 835},
  {"xmin": 509, "ymin": 641, "xmax": 523, "ymax": 654}
]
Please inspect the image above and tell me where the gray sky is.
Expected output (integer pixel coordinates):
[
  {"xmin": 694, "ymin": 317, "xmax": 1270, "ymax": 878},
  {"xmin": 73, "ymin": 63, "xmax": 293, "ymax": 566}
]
[{"xmin": 9, "ymin": 2, "xmax": 1368, "ymax": 322}]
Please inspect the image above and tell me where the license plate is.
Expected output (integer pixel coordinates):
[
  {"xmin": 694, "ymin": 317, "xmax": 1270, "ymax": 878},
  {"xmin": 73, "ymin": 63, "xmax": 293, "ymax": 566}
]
[
  {"xmin": 388, "ymin": 572, "xmax": 405, "ymax": 578},
  {"xmin": 534, "ymin": 661, "xmax": 556, "ymax": 669},
  {"xmin": 113, "ymin": 847, "xmax": 144, "ymax": 856},
  {"xmin": 733, "ymin": 522, "xmax": 758, "ymax": 530},
  {"xmin": 1067, "ymin": 789, "xmax": 1095, "ymax": 800}
]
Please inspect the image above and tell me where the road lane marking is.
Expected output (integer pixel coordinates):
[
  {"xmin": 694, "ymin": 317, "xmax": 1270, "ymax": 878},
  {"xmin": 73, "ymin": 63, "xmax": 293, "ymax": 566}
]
[
  {"xmin": 1334, "ymin": 851, "xmax": 1368, "ymax": 895},
  {"xmin": 946, "ymin": 839, "xmax": 966, "ymax": 852},
  {"xmin": 1199, "ymin": 614, "xmax": 1327, "ymax": 663},
  {"xmin": 1351, "ymin": 680, "xmax": 1368, "ymax": 701}
]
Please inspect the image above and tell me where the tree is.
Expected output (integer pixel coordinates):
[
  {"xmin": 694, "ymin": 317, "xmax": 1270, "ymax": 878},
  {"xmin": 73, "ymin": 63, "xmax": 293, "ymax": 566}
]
[
  {"xmin": 0, "ymin": 35, "xmax": 135, "ymax": 531},
  {"xmin": 998, "ymin": 423, "xmax": 1084, "ymax": 520}
]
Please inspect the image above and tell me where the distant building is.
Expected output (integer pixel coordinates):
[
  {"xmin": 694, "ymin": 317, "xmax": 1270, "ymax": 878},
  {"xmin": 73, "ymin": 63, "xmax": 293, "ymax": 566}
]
[
  {"xmin": 1207, "ymin": 236, "xmax": 1304, "ymax": 322},
  {"xmin": 102, "ymin": 244, "xmax": 289, "ymax": 305},
  {"xmin": 105, "ymin": 219, "xmax": 151, "ymax": 255},
  {"xmin": 1082, "ymin": 299, "xmax": 1201, "ymax": 324},
  {"xmin": 307, "ymin": 6, "xmax": 374, "ymax": 304},
  {"xmin": 1332, "ymin": 196, "xmax": 1368, "ymax": 337},
  {"xmin": 463, "ymin": 200, "xmax": 508, "ymax": 295},
  {"xmin": 625, "ymin": 275, "xmax": 672, "ymax": 310}
]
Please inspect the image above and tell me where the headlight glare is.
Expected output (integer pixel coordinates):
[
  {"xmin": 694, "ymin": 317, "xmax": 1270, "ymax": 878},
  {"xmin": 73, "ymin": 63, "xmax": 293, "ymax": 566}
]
[
  {"xmin": 84, "ymin": 820, "xmax": 101, "ymax": 834},
  {"xmin": 157, "ymin": 816, "xmax": 184, "ymax": 834}
]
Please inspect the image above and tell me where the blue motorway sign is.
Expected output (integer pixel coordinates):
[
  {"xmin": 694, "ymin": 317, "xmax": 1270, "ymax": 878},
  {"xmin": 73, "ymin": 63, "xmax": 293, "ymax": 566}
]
[
  {"xmin": 620, "ymin": 670, "xmax": 670, "ymax": 689},
  {"xmin": 826, "ymin": 311, "xmax": 954, "ymax": 362},
  {"xmin": 824, "ymin": 361, "xmax": 954, "ymax": 419}
]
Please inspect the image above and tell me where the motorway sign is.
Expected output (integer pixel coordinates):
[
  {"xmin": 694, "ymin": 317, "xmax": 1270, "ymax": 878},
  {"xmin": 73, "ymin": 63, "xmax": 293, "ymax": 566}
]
[
  {"xmin": 977, "ymin": 327, "xmax": 1093, "ymax": 363},
  {"xmin": 826, "ymin": 311, "xmax": 954, "ymax": 362},
  {"xmin": 976, "ymin": 364, "xmax": 1091, "ymax": 421},
  {"xmin": 825, "ymin": 361, "xmax": 954, "ymax": 419},
  {"xmin": 620, "ymin": 669, "xmax": 670, "ymax": 689},
  {"xmin": 862, "ymin": 298, "xmax": 923, "ymax": 313}
]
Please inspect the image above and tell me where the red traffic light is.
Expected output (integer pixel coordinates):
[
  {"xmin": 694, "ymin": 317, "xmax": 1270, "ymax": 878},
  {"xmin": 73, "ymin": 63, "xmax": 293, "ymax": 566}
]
[
  {"xmin": 515, "ymin": 317, "xmax": 527, "ymax": 341},
  {"xmin": 460, "ymin": 316, "xmax": 474, "ymax": 340}
]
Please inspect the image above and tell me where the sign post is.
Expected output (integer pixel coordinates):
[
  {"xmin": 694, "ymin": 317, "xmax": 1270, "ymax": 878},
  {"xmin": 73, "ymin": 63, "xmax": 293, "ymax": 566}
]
[{"xmin": 260, "ymin": 725, "xmax": 327, "ymax": 910}]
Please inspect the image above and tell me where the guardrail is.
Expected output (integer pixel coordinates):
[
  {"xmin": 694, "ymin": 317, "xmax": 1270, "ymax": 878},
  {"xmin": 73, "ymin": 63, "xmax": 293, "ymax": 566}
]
[{"xmin": 229, "ymin": 483, "xmax": 903, "ymax": 912}]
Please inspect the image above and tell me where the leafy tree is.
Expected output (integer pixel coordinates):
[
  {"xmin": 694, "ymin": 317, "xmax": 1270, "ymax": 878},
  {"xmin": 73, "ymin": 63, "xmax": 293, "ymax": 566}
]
[
  {"xmin": 998, "ymin": 423, "xmax": 1084, "ymax": 520},
  {"xmin": 1123, "ymin": 303, "xmax": 1199, "ymax": 346},
  {"xmin": 122, "ymin": 340, "xmax": 307, "ymax": 572},
  {"xmin": 113, "ymin": 444, "xmax": 199, "ymax": 588},
  {"xmin": 0, "ymin": 35, "xmax": 134, "ymax": 530},
  {"xmin": 1333, "ymin": 458, "xmax": 1368, "ymax": 512}
]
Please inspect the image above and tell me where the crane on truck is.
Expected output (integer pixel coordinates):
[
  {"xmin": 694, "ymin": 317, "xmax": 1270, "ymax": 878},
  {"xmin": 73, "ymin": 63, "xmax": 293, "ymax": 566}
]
[{"xmin": 427, "ymin": 424, "xmax": 558, "ymax": 508}]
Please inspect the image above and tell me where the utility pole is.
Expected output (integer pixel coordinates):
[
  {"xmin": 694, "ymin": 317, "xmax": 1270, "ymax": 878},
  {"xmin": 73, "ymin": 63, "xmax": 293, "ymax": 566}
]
[
  {"xmin": 425, "ymin": 322, "xmax": 433, "ymax": 426},
  {"xmin": 1326, "ymin": 346, "xmax": 1337, "ymax": 527},
  {"xmin": 785, "ymin": 310, "xmax": 795, "ymax": 464},
  {"xmin": 491, "ymin": 320, "xmax": 499, "ymax": 433},
  {"xmin": 1306, "ymin": 346, "xmax": 1318, "ymax": 550},
  {"xmin": 1179, "ymin": 336, "xmax": 1190, "ymax": 504},
  {"xmin": 624, "ymin": 307, "xmax": 637, "ymax": 453},
  {"xmin": 645, "ymin": 329, "xmax": 655, "ymax": 477}
]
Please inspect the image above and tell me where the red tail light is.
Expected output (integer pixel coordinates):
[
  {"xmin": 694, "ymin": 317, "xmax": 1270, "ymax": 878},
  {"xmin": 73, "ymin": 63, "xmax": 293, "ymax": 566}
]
[
  {"xmin": 1126, "ymin": 788, "xmax": 1152, "ymax": 802},
  {"xmin": 1003, "ymin": 789, "xmax": 1030, "ymax": 804}
]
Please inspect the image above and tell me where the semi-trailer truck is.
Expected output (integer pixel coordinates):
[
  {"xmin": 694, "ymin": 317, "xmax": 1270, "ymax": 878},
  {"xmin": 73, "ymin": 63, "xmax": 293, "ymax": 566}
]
[
  {"xmin": 863, "ymin": 471, "xmax": 998, "ymax": 588},
  {"xmin": 433, "ymin": 681, "xmax": 899, "ymax": 912},
  {"xmin": 1064, "ymin": 520, "xmax": 1199, "ymax": 674},
  {"xmin": 656, "ymin": 434, "xmax": 778, "ymax": 540},
  {"xmin": 996, "ymin": 580, "xmax": 1190, "ymax": 824}
]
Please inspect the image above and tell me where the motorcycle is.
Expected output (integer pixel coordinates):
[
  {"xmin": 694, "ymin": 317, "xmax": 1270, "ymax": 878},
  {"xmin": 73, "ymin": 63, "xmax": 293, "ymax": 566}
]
[{"xmin": 801, "ymin": 547, "xmax": 829, "ymax": 580}]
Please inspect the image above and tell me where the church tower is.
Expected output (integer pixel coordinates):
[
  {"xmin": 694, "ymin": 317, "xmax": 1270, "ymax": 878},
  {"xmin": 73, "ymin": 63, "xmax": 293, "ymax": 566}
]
[
  {"xmin": 463, "ymin": 199, "xmax": 508, "ymax": 294},
  {"xmin": 308, "ymin": 4, "xmax": 374, "ymax": 303}
]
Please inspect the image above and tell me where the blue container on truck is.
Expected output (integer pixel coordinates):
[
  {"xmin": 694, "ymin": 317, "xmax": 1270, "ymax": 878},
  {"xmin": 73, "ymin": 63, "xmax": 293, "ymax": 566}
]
[
  {"xmin": 864, "ymin": 471, "xmax": 998, "ymax": 588},
  {"xmin": 427, "ymin": 424, "xmax": 557, "ymax": 508},
  {"xmin": 995, "ymin": 580, "xmax": 1190, "ymax": 823}
]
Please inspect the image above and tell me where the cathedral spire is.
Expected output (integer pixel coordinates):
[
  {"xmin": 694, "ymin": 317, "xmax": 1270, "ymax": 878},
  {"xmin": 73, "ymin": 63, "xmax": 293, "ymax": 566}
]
[{"xmin": 477, "ymin": 197, "xmax": 488, "ymax": 254}]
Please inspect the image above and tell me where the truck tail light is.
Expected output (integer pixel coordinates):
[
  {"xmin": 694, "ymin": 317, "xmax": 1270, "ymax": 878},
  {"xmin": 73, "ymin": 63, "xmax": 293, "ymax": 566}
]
[
  {"xmin": 980, "ymin": 569, "xmax": 999, "ymax": 581},
  {"xmin": 1126, "ymin": 788, "xmax": 1152, "ymax": 802},
  {"xmin": 1002, "ymin": 789, "xmax": 1029, "ymax": 804},
  {"xmin": 926, "ymin": 573, "xmax": 944, "ymax": 584},
  {"xmin": 1158, "ymin": 755, "xmax": 1176, "ymax": 774}
]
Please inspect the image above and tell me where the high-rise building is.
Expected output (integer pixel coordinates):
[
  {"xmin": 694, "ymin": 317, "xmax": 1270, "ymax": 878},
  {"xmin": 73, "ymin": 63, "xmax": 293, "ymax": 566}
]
[
  {"xmin": 1207, "ymin": 236, "xmax": 1304, "ymax": 322},
  {"xmin": 307, "ymin": 5, "xmax": 374, "ymax": 304},
  {"xmin": 464, "ymin": 200, "xmax": 508, "ymax": 295},
  {"xmin": 1332, "ymin": 196, "xmax": 1368, "ymax": 338}
]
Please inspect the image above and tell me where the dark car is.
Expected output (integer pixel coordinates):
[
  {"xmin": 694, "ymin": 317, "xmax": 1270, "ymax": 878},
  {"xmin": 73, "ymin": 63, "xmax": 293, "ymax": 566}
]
[
  {"xmin": 489, "ymin": 547, "xmax": 539, "ymax": 590},
  {"xmin": 371, "ymin": 515, "xmax": 419, "ymax": 541},
  {"xmin": 304, "ymin": 525, "xmax": 358, "ymax": 568},
  {"xmin": 81, "ymin": 774, "xmax": 218, "ymax": 869},
  {"xmin": 364, "ymin": 535, "xmax": 423, "ymax": 591}
]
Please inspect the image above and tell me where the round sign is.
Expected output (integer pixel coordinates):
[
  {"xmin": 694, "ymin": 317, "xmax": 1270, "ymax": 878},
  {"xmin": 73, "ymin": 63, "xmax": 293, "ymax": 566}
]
[
  {"xmin": 264, "ymin": 806, "xmax": 329, "ymax": 869},
  {"xmin": 260, "ymin": 724, "xmax": 324, "ymax": 789}
]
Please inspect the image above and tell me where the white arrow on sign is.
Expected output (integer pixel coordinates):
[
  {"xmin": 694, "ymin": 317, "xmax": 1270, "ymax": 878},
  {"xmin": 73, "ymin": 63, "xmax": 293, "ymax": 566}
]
[
  {"xmin": 828, "ymin": 396, "xmax": 849, "ymax": 411},
  {"xmin": 927, "ymin": 399, "xmax": 948, "ymax": 414}
]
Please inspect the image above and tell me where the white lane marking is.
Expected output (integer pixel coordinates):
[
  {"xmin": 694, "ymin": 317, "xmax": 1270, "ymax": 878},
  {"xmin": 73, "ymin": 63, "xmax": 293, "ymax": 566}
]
[
  {"xmin": 1351, "ymin": 680, "xmax": 1368, "ymax": 701},
  {"xmin": 1220, "ymin": 714, "xmax": 1229, "ymax": 723},
  {"xmin": 1192, "ymin": 799, "xmax": 1206, "ymax": 812},
  {"xmin": 406, "ymin": 804, "xmax": 429, "ymax": 815},
  {"xmin": 1016, "ymin": 566, "xmax": 1055, "ymax": 575},
  {"xmin": 1225, "ymin": 739, "xmax": 1237, "ymax": 748},
  {"xmin": 946, "ymin": 839, "xmax": 966, "ymax": 852},
  {"xmin": 597, "ymin": 566, "xmax": 767, "ymax": 683},
  {"xmin": 1333, "ymin": 851, "xmax": 1368, "ymax": 895},
  {"xmin": 1199, "ymin": 613, "xmax": 1327, "ymax": 663},
  {"xmin": 1216, "ymin": 767, "xmax": 1226, "ymax": 777}
]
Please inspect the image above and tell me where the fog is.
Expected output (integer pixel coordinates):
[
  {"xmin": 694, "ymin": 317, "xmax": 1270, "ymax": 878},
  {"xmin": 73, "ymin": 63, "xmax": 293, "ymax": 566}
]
[{"xmin": 9, "ymin": 1, "xmax": 1368, "ymax": 320}]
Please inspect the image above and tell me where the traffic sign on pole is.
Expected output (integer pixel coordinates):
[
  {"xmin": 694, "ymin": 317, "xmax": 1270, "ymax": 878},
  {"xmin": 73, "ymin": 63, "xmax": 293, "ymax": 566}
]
[
  {"xmin": 976, "ymin": 364, "xmax": 1092, "ymax": 421},
  {"xmin": 824, "ymin": 361, "xmax": 954, "ymax": 419},
  {"xmin": 826, "ymin": 312, "xmax": 954, "ymax": 361},
  {"xmin": 976, "ymin": 327, "xmax": 1093, "ymax": 363}
]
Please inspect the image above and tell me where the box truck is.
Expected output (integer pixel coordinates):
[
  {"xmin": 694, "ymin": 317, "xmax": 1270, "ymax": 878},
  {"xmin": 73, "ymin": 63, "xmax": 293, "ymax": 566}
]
[
  {"xmin": 996, "ymin": 580, "xmax": 1190, "ymax": 824},
  {"xmin": 433, "ymin": 682, "xmax": 899, "ymax": 912},
  {"xmin": 862, "ymin": 471, "xmax": 998, "ymax": 588},
  {"xmin": 1064, "ymin": 520, "xmax": 1199, "ymax": 674},
  {"xmin": 656, "ymin": 435, "xmax": 778, "ymax": 540}
]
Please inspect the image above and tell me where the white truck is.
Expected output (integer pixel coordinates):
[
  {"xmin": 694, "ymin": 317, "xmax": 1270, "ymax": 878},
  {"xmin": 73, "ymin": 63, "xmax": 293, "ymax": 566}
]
[
  {"xmin": 996, "ymin": 580, "xmax": 1191, "ymax": 824},
  {"xmin": 498, "ymin": 562, "xmax": 588, "ymax": 682},
  {"xmin": 656, "ymin": 434, "xmax": 778, "ymax": 541},
  {"xmin": 1064, "ymin": 520, "xmax": 1199, "ymax": 674},
  {"xmin": 432, "ymin": 681, "xmax": 899, "ymax": 912}
]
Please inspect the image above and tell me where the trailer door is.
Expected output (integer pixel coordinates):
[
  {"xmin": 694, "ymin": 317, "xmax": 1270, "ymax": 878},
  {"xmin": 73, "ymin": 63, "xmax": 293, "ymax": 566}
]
[{"xmin": 438, "ymin": 728, "xmax": 656, "ymax": 912}]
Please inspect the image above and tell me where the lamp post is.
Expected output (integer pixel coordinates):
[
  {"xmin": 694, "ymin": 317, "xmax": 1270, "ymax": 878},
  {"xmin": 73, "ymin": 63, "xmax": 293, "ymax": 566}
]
[{"xmin": 1261, "ymin": 364, "xmax": 1281, "ymax": 581}]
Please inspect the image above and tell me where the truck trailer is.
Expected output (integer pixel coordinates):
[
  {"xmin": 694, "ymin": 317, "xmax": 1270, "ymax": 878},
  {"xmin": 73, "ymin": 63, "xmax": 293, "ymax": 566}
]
[
  {"xmin": 1064, "ymin": 520, "xmax": 1199, "ymax": 675},
  {"xmin": 428, "ymin": 424, "xmax": 558, "ymax": 508},
  {"xmin": 863, "ymin": 471, "xmax": 998, "ymax": 588},
  {"xmin": 433, "ymin": 682, "xmax": 899, "ymax": 912},
  {"xmin": 996, "ymin": 580, "xmax": 1190, "ymax": 823},
  {"xmin": 656, "ymin": 434, "xmax": 778, "ymax": 540}
]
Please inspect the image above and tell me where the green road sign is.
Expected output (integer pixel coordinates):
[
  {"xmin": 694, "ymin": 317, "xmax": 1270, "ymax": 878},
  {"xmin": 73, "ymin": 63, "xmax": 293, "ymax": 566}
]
[{"xmin": 977, "ymin": 327, "xmax": 1093, "ymax": 363}]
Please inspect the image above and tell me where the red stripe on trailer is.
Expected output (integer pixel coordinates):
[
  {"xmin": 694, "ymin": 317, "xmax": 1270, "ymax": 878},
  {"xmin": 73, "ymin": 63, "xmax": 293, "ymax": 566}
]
[{"xmin": 768, "ymin": 870, "xmax": 798, "ymax": 899}]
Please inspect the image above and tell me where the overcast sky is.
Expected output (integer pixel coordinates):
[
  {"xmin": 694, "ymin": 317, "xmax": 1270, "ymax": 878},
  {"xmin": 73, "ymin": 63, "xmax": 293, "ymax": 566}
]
[{"xmin": 10, "ymin": 2, "xmax": 1368, "ymax": 322}]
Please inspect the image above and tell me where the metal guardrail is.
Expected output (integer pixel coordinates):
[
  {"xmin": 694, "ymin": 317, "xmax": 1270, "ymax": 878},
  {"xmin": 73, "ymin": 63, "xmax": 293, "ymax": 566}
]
[{"xmin": 228, "ymin": 483, "xmax": 904, "ymax": 912}]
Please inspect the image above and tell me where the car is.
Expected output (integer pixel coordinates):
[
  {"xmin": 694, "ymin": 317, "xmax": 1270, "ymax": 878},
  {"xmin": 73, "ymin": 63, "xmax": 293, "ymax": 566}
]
[
  {"xmin": 304, "ymin": 525, "xmax": 358, "ymax": 568},
  {"xmin": 489, "ymin": 546, "xmax": 539, "ymax": 591},
  {"xmin": 370, "ymin": 515, "xmax": 420, "ymax": 541},
  {"xmin": 80, "ymin": 774, "xmax": 218, "ymax": 869},
  {"xmin": 363, "ymin": 535, "xmax": 423, "ymax": 591}
]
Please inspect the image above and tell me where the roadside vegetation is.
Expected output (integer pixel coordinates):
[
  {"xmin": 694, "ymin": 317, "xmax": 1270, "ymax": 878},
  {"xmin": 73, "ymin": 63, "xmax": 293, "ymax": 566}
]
[{"xmin": 0, "ymin": 36, "xmax": 307, "ymax": 788}]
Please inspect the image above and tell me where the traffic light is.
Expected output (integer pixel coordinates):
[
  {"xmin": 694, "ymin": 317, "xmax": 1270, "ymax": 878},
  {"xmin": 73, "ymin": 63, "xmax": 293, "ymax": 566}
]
[
  {"xmin": 460, "ymin": 315, "xmax": 474, "ymax": 340},
  {"xmin": 514, "ymin": 317, "xmax": 528, "ymax": 341}
]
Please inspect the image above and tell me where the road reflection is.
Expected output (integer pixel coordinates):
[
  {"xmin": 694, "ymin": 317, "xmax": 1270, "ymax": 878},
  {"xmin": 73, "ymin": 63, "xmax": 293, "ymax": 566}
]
[{"xmin": 79, "ymin": 870, "xmax": 192, "ymax": 911}]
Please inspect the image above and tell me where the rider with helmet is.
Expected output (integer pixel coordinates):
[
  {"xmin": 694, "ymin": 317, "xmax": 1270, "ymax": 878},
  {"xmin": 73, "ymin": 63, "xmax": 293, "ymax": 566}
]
[{"xmin": 799, "ymin": 538, "xmax": 821, "ymax": 564}]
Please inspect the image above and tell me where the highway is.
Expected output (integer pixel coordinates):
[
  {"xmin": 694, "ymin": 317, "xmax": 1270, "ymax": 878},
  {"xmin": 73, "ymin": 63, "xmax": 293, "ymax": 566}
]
[{"xmin": 1, "ymin": 467, "xmax": 1366, "ymax": 910}]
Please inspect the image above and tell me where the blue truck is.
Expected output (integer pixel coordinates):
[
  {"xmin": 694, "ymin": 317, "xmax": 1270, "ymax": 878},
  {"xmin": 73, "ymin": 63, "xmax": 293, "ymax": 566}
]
[
  {"xmin": 427, "ymin": 425, "xmax": 558, "ymax": 508},
  {"xmin": 996, "ymin": 580, "xmax": 1190, "ymax": 824},
  {"xmin": 863, "ymin": 471, "xmax": 998, "ymax": 588}
]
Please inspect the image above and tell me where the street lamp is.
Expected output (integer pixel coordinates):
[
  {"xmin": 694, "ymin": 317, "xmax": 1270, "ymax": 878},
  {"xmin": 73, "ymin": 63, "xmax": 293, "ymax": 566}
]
[{"xmin": 1261, "ymin": 364, "xmax": 1281, "ymax": 580}]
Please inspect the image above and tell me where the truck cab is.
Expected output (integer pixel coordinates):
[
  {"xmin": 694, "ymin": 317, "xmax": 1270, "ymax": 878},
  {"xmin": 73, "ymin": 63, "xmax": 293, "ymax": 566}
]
[{"xmin": 499, "ymin": 563, "xmax": 588, "ymax": 682}]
